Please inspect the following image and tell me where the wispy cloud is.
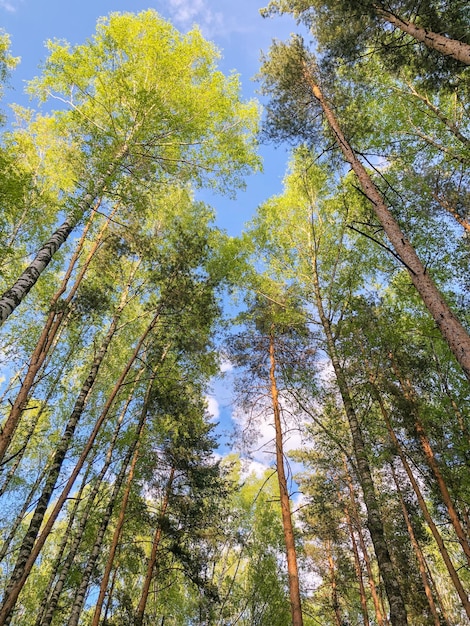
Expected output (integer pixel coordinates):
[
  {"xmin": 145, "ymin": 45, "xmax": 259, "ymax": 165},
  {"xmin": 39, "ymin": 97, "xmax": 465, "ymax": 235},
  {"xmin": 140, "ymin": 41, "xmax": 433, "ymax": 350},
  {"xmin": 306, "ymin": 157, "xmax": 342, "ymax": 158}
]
[
  {"xmin": 0, "ymin": 0, "xmax": 20, "ymax": 12},
  {"xmin": 165, "ymin": 0, "xmax": 224, "ymax": 35},
  {"xmin": 205, "ymin": 394, "xmax": 220, "ymax": 421}
]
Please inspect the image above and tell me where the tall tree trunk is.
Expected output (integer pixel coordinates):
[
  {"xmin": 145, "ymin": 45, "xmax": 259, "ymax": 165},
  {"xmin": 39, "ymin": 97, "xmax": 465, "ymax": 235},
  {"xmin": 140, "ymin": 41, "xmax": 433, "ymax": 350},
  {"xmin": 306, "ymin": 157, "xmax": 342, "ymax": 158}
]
[
  {"xmin": 35, "ymin": 370, "xmax": 144, "ymax": 626},
  {"xmin": 90, "ymin": 369, "xmax": 158, "ymax": 626},
  {"xmin": 344, "ymin": 499, "xmax": 370, "ymax": 626},
  {"xmin": 0, "ymin": 455, "xmax": 53, "ymax": 563},
  {"xmin": 369, "ymin": 378, "xmax": 470, "ymax": 618},
  {"xmin": 135, "ymin": 467, "xmax": 175, "ymax": 626},
  {"xmin": 389, "ymin": 354, "xmax": 470, "ymax": 565},
  {"xmin": 303, "ymin": 67, "xmax": 470, "ymax": 382},
  {"xmin": 0, "ymin": 143, "xmax": 128, "ymax": 326},
  {"xmin": 268, "ymin": 328, "xmax": 304, "ymax": 626},
  {"xmin": 308, "ymin": 239, "xmax": 408, "ymax": 625},
  {"xmin": 326, "ymin": 540, "xmax": 342, "ymax": 626},
  {"xmin": 344, "ymin": 459, "xmax": 388, "ymax": 626},
  {"xmin": 66, "ymin": 421, "xmax": 145, "ymax": 626},
  {"xmin": 34, "ymin": 458, "xmax": 94, "ymax": 626},
  {"xmin": 0, "ymin": 278, "xmax": 140, "ymax": 625},
  {"xmin": 373, "ymin": 6, "xmax": 470, "ymax": 65},
  {"xmin": 0, "ymin": 204, "xmax": 114, "ymax": 464},
  {"xmin": 390, "ymin": 464, "xmax": 443, "ymax": 626}
]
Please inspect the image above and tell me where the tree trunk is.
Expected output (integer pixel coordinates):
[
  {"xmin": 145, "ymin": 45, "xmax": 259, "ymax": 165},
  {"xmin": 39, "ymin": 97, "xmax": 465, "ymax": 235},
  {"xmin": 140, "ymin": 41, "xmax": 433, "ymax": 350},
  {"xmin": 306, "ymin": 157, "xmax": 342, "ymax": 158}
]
[
  {"xmin": 135, "ymin": 467, "xmax": 175, "ymax": 626},
  {"xmin": 90, "ymin": 370, "xmax": 158, "ymax": 626},
  {"xmin": 327, "ymin": 540, "xmax": 343, "ymax": 626},
  {"xmin": 0, "ymin": 204, "xmax": 114, "ymax": 464},
  {"xmin": 0, "ymin": 143, "xmax": 128, "ymax": 327},
  {"xmin": 390, "ymin": 464, "xmax": 443, "ymax": 626},
  {"xmin": 0, "ymin": 279, "xmax": 141, "ymax": 625},
  {"xmin": 66, "ymin": 426, "xmax": 143, "ymax": 626},
  {"xmin": 269, "ymin": 328, "xmax": 304, "ymax": 626},
  {"xmin": 344, "ymin": 459, "xmax": 388, "ymax": 626},
  {"xmin": 374, "ymin": 6, "xmax": 470, "ymax": 65},
  {"xmin": 35, "ymin": 371, "xmax": 144, "ymax": 626},
  {"xmin": 34, "ymin": 459, "xmax": 94, "ymax": 626},
  {"xmin": 303, "ymin": 67, "xmax": 470, "ymax": 382},
  {"xmin": 344, "ymin": 499, "xmax": 370, "ymax": 626},
  {"xmin": 389, "ymin": 354, "xmax": 470, "ymax": 566},
  {"xmin": 369, "ymin": 378, "xmax": 470, "ymax": 619},
  {"xmin": 308, "ymin": 240, "xmax": 408, "ymax": 625}
]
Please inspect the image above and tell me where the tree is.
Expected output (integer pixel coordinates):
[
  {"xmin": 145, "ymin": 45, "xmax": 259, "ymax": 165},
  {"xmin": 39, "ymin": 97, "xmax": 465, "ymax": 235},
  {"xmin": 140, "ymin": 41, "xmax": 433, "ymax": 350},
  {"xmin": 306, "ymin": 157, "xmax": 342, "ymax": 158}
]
[
  {"xmin": 261, "ymin": 0, "xmax": 470, "ymax": 80},
  {"xmin": 227, "ymin": 291, "xmax": 312, "ymax": 625},
  {"xmin": 258, "ymin": 36, "xmax": 470, "ymax": 382},
  {"xmin": 0, "ymin": 10, "xmax": 260, "ymax": 325}
]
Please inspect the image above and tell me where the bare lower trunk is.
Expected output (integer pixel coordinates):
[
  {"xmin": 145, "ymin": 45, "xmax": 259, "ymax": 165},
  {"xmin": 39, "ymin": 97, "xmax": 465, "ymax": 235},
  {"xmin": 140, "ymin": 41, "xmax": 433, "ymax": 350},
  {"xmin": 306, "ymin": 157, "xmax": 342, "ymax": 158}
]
[
  {"xmin": 308, "ymin": 244, "xmax": 408, "ymax": 625},
  {"xmin": 370, "ymin": 380, "xmax": 470, "ymax": 619},
  {"xmin": 344, "ymin": 460, "xmax": 388, "ymax": 626},
  {"xmin": 390, "ymin": 355, "xmax": 470, "ymax": 566},
  {"xmin": 390, "ymin": 465, "xmax": 442, "ymax": 626},
  {"xmin": 344, "ymin": 502, "xmax": 370, "ymax": 626},
  {"xmin": 36, "ymin": 372, "xmax": 144, "ymax": 626},
  {"xmin": 34, "ymin": 460, "xmax": 94, "ymax": 626},
  {"xmin": 303, "ymin": 69, "xmax": 470, "ymax": 381},
  {"xmin": 269, "ymin": 329, "xmax": 304, "ymax": 626},
  {"xmin": 0, "ymin": 204, "xmax": 113, "ymax": 464},
  {"xmin": 135, "ymin": 467, "xmax": 175, "ymax": 626},
  {"xmin": 327, "ymin": 541, "xmax": 342, "ymax": 626},
  {"xmin": 91, "ymin": 372, "xmax": 158, "ymax": 626},
  {"xmin": 0, "ymin": 279, "xmax": 141, "ymax": 625},
  {"xmin": 66, "ymin": 429, "xmax": 143, "ymax": 626},
  {"xmin": 374, "ymin": 7, "xmax": 470, "ymax": 65},
  {"xmin": 0, "ymin": 311, "xmax": 122, "ymax": 624}
]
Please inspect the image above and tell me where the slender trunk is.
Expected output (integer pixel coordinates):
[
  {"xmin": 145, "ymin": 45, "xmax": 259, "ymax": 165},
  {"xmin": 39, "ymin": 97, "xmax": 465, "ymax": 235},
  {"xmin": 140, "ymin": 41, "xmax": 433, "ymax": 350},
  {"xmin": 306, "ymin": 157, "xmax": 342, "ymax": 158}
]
[
  {"xmin": 424, "ymin": 559, "xmax": 454, "ymax": 626},
  {"xmin": 327, "ymin": 540, "xmax": 342, "ymax": 626},
  {"xmin": 0, "ymin": 457, "xmax": 52, "ymax": 563},
  {"xmin": 431, "ymin": 192, "xmax": 470, "ymax": 233},
  {"xmin": 0, "ymin": 305, "xmax": 167, "ymax": 624},
  {"xmin": 344, "ymin": 460, "xmax": 388, "ymax": 626},
  {"xmin": 89, "ymin": 435, "xmax": 142, "ymax": 626},
  {"xmin": 0, "ymin": 282, "xmax": 135, "ymax": 625},
  {"xmin": 0, "ymin": 204, "xmax": 112, "ymax": 464},
  {"xmin": 36, "ymin": 371, "xmax": 144, "ymax": 626},
  {"xmin": 369, "ymin": 379, "xmax": 470, "ymax": 618},
  {"xmin": 374, "ymin": 6, "xmax": 470, "ymax": 65},
  {"xmin": 390, "ymin": 464, "xmax": 442, "ymax": 626},
  {"xmin": 268, "ymin": 329, "xmax": 304, "ymax": 626},
  {"xmin": 390, "ymin": 355, "xmax": 470, "ymax": 565},
  {"xmin": 135, "ymin": 467, "xmax": 175, "ymax": 626},
  {"xmin": 91, "ymin": 371, "xmax": 158, "ymax": 626},
  {"xmin": 0, "ymin": 339, "xmax": 78, "ymax": 494},
  {"xmin": 0, "ymin": 142, "xmax": 128, "ymax": 326},
  {"xmin": 405, "ymin": 83, "xmax": 470, "ymax": 149},
  {"xmin": 308, "ymin": 242, "xmax": 408, "ymax": 625},
  {"xmin": 303, "ymin": 68, "xmax": 470, "ymax": 381},
  {"xmin": 67, "ymin": 425, "xmax": 144, "ymax": 626},
  {"xmin": 34, "ymin": 459, "xmax": 94, "ymax": 626},
  {"xmin": 344, "ymin": 501, "xmax": 370, "ymax": 626}
]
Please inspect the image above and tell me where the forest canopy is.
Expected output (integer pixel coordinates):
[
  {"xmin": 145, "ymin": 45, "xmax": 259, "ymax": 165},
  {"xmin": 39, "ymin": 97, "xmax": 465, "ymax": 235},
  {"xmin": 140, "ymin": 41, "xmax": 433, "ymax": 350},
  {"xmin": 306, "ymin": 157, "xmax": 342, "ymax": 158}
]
[{"xmin": 0, "ymin": 5, "xmax": 469, "ymax": 626}]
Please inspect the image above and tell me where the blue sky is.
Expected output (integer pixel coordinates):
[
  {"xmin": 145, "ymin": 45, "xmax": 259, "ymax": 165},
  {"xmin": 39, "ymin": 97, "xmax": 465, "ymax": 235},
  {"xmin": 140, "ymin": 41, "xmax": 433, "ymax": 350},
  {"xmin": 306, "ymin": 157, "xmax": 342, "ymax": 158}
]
[{"xmin": 0, "ymin": 0, "xmax": 305, "ymax": 472}]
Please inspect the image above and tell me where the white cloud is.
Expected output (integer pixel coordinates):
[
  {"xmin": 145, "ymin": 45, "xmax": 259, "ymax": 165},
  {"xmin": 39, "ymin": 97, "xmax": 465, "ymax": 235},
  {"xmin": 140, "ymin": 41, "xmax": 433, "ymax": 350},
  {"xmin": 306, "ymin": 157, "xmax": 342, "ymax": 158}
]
[
  {"xmin": 205, "ymin": 394, "xmax": 220, "ymax": 421},
  {"xmin": 165, "ymin": 0, "xmax": 224, "ymax": 35},
  {"xmin": 0, "ymin": 0, "xmax": 20, "ymax": 12},
  {"xmin": 232, "ymin": 397, "xmax": 307, "ymax": 477},
  {"xmin": 219, "ymin": 358, "xmax": 233, "ymax": 373}
]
